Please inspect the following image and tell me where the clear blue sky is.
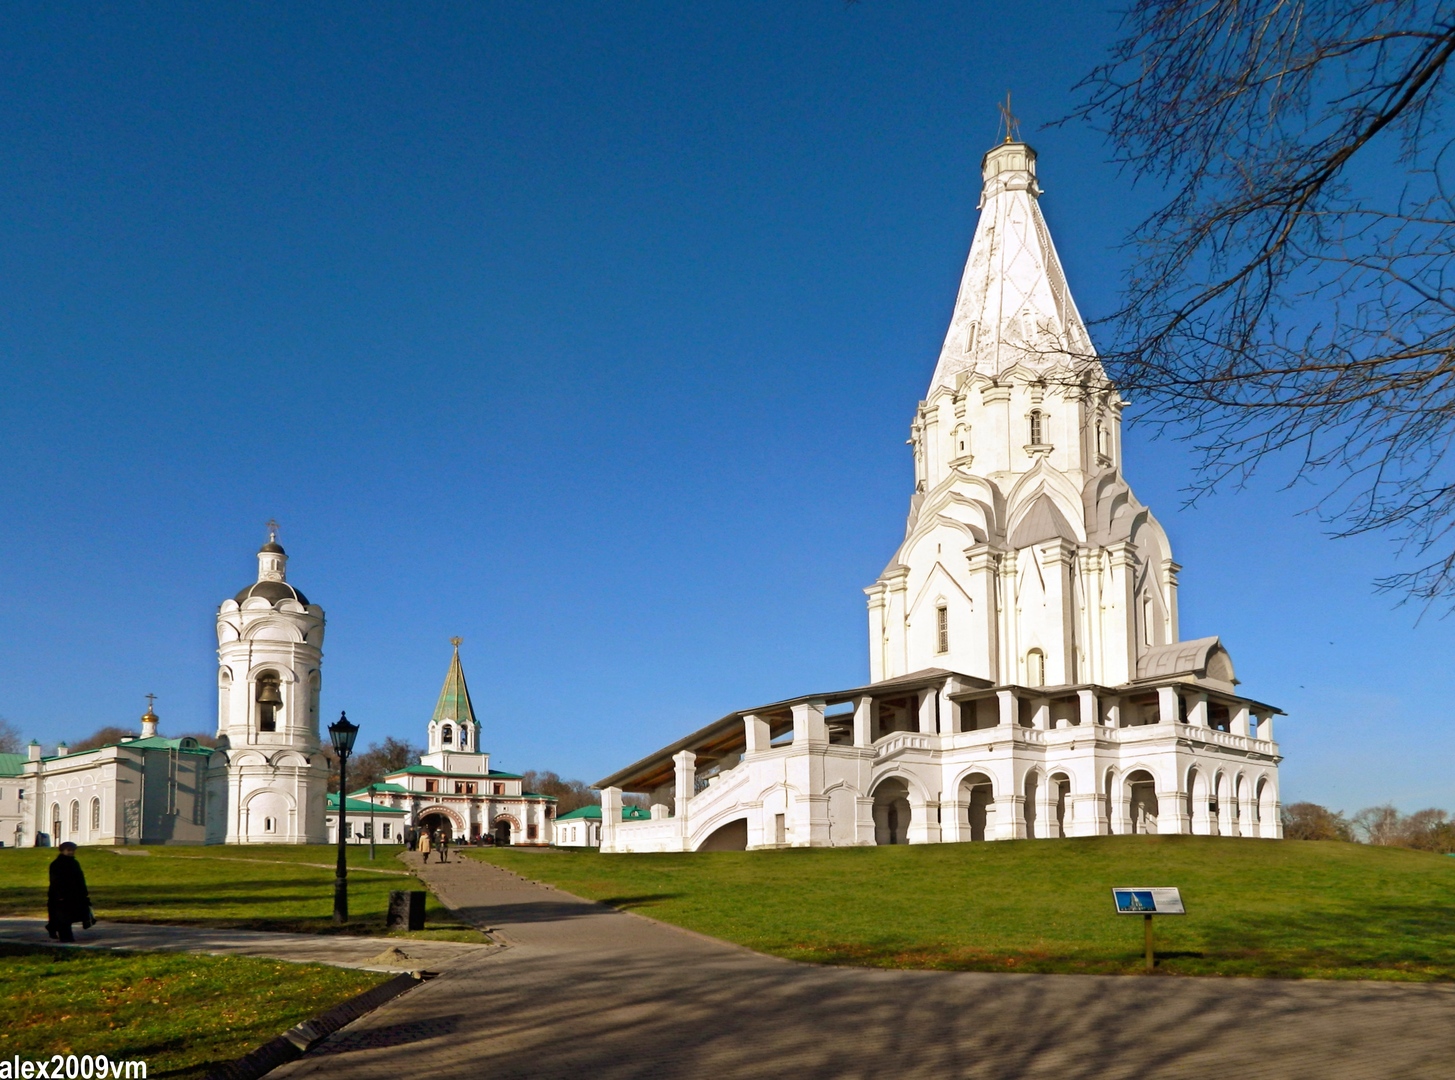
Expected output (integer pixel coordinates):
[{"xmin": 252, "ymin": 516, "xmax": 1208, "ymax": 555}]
[{"xmin": 0, "ymin": 3, "xmax": 1447, "ymax": 812}]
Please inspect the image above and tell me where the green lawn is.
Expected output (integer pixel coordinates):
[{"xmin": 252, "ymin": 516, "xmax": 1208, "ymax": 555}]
[
  {"xmin": 0, "ymin": 846, "xmax": 482, "ymax": 940},
  {"xmin": 0, "ymin": 943, "xmax": 385, "ymax": 1080},
  {"xmin": 474, "ymin": 836, "xmax": 1455, "ymax": 980}
]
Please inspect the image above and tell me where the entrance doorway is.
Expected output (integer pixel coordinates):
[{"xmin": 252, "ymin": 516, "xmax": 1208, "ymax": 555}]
[
  {"xmin": 1127, "ymin": 770, "xmax": 1159, "ymax": 833},
  {"xmin": 493, "ymin": 818, "xmax": 513, "ymax": 846},
  {"xmin": 872, "ymin": 778, "xmax": 911, "ymax": 845},
  {"xmin": 419, "ymin": 813, "xmax": 454, "ymax": 844}
]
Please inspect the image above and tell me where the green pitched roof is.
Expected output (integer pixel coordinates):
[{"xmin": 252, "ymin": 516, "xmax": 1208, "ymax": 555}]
[
  {"xmin": 554, "ymin": 803, "xmax": 651, "ymax": 822},
  {"xmin": 432, "ymin": 642, "xmax": 478, "ymax": 726},
  {"xmin": 0, "ymin": 753, "xmax": 27, "ymax": 777},
  {"xmin": 399, "ymin": 764, "xmax": 442, "ymax": 775},
  {"xmin": 326, "ymin": 793, "xmax": 407, "ymax": 815},
  {"xmin": 350, "ymin": 782, "xmax": 409, "ymax": 795}
]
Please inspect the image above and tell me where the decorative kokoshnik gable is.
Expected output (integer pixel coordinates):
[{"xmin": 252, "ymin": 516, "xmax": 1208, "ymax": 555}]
[{"xmin": 597, "ymin": 136, "xmax": 1284, "ymax": 852}]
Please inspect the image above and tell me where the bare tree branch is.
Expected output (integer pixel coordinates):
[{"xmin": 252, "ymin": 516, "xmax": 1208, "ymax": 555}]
[{"xmin": 1067, "ymin": 0, "xmax": 1455, "ymax": 606}]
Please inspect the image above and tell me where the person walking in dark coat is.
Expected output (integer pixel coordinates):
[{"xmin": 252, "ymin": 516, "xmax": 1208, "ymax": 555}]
[
  {"xmin": 47, "ymin": 842, "xmax": 92, "ymax": 943},
  {"xmin": 437, "ymin": 831, "xmax": 450, "ymax": 863}
]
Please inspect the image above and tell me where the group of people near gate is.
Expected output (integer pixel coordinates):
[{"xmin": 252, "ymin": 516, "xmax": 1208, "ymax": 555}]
[{"xmin": 414, "ymin": 826, "xmax": 455, "ymax": 862}]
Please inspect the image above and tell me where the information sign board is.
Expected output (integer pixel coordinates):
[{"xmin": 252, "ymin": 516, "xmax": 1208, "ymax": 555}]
[{"xmin": 1111, "ymin": 887, "xmax": 1186, "ymax": 915}]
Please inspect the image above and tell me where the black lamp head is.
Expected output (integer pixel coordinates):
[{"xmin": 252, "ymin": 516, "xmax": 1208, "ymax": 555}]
[{"xmin": 328, "ymin": 711, "xmax": 359, "ymax": 755}]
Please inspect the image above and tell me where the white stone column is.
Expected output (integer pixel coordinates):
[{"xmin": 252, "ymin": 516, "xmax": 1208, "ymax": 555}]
[
  {"xmin": 997, "ymin": 689, "xmax": 1019, "ymax": 728},
  {"xmin": 1230, "ymin": 704, "xmax": 1250, "ymax": 738},
  {"xmin": 917, "ymin": 689, "xmax": 938, "ymax": 735},
  {"xmin": 852, "ymin": 697, "xmax": 873, "ymax": 747},
  {"xmin": 600, "ymin": 787, "xmax": 623, "ymax": 852},
  {"xmin": 1260, "ymin": 712, "xmax": 1276, "ymax": 744},
  {"xmin": 1215, "ymin": 772, "xmax": 1233, "ymax": 836},
  {"xmin": 792, "ymin": 701, "xmax": 828, "ymax": 746},
  {"xmin": 1187, "ymin": 693, "xmax": 1209, "ymax": 728},
  {"xmin": 1104, "ymin": 699, "xmax": 1122, "ymax": 728},
  {"xmin": 1109, "ymin": 770, "xmax": 1131, "ymax": 834},
  {"xmin": 1157, "ymin": 686, "xmax": 1181, "ymax": 726},
  {"xmin": 1077, "ymin": 689, "xmax": 1098, "ymax": 727},
  {"xmin": 991, "ymin": 792, "xmax": 1025, "ymax": 839},
  {"xmin": 1030, "ymin": 699, "xmax": 1051, "ymax": 731},
  {"xmin": 673, "ymin": 751, "xmax": 696, "ymax": 818},
  {"xmin": 1158, "ymin": 771, "xmax": 1190, "ymax": 835},
  {"xmin": 744, "ymin": 713, "xmax": 771, "ymax": 754}
]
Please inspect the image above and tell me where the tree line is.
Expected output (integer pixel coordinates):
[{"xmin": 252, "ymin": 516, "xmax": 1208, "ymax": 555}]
[{"xmin": 1282, "ymin": 801, "xmax": 1455, "ymax": 852}]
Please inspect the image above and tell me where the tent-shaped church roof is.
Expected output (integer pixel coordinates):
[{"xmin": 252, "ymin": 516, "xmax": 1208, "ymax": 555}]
[{"xmin": 432, "ymin": 637, "xmax": 477, "ymax": 726}]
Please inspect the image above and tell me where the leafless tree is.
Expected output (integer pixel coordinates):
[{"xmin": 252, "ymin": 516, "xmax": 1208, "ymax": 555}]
[
  {"xmin": 0, "ymin": 717, "xmax": 20, "ymax": 755},
  {"xmin": 1069, "ymin": 1, "xmax": 1455, "ymax": 603},
  {"xmin": 1281, "ymin": 800, "xmax": 1355, "ymax": 839}
]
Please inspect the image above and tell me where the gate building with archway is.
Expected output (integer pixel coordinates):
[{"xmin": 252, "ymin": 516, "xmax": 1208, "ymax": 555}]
[
  {"xmin": 348, "ymin": 640, "xmax": 556, "ymax": 846},
  {"xmin": 597, "ymin": 136, "xmax": 1283, "ymax": 852}
]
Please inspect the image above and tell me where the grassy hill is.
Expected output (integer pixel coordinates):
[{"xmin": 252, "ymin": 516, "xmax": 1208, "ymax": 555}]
[{"xmin": 475, "ymin": 836, "xmax": 1455, "ymax": 980}]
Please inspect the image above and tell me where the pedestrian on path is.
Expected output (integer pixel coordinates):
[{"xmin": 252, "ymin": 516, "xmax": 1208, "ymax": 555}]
[
  {"xmin": 46, "ymin": 842, "xmax": 93, "ymax": 944},
  {"xmin": 438, "ymin": 831, "xmax": 450, "ymax": 863},
  {"xmin": 418, "ymin": 829, "xmax": 432, "ymax": 861}
]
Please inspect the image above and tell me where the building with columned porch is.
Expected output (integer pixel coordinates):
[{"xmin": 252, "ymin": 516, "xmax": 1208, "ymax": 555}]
[{"xmin": 597, "ymin": 136, "xmax": 1284, "ymax": 852}]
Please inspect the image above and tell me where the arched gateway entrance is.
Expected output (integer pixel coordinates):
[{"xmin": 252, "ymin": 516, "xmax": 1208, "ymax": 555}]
[
  {"xmin": 418, "ymin": 808, "xmax": 462, "ymax": 843},
  {"xmin": 493, "ymin": 815, "xmax": 519, "ymax": 846}
]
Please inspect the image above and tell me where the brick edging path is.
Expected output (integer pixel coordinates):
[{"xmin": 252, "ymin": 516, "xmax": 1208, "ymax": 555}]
[{"xmin": 269, "ymin": 852, "xmax": 1455, "ymax": 1079}]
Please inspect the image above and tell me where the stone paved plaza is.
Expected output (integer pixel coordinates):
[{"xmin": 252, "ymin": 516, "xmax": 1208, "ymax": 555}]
[{"xmin": 265, "ymin": 853, "xmax": 1455, "ymax": 1080}]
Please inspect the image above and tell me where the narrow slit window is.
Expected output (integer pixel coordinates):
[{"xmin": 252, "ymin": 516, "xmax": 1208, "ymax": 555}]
[
  {"xmin": 936, "ymin": 605, "xmax": 949, "ymax": 654},
  {"xmin": 1027, "ymin": 649, "xmax": 1045, "ymax": 687}
]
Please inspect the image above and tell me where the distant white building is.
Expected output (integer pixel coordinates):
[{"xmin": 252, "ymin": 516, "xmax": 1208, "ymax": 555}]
[
  {"xmin": 0, "ymin": 529, "xmax": 329, "ymax": 847},
  {"xmin": 598, "ymin": 137, "xmax": 1284, "ymax": 853},
  {"xmin": 342, "ymin": 642, "xmax": 556, "ymax": 846},
  {"xmin": 554, "ymin": 802, "xmax": 651, "ymax": 848}
]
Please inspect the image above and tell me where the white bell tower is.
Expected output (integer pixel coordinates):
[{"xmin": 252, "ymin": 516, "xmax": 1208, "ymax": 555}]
[{"xmin": 206, "ymin": 523, "xmax": 329, "ymax": 844}]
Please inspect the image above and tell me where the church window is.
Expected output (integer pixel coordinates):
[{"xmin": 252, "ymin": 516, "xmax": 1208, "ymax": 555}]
[
  {"xmin": 255, "ymin": 672, "xmax": 282, "ymax": 733},
  {"xmin": 1142, "ymin": 595, "xmax": 1154, "ymax": 646},
  {"xmin": 1029, "ymin": 410, "xmax": 1045, "ymax": 445},
  {"xmin": 362, "ymin": 822, "xmax": 373, "ymax": 839},
  {"xmin": 70, "ymin": 801, "xmax": 80, "ymax": 834},
  {"xmin": 527, "ymin": 823, "xmax": 538, "ymax": 840},
  {"xmin": 90, "ymin": 798, "xmax": 101, "ymax": 831},
  {"xmin": 425, "ymin": 779, "xmax": 439, "ymax": 793},
  {"xmin": 493, "ymin": 782, "xmax": 505, "ymax": 795},
  {"xmin": 459, "ymin": 726, "xmax": 469, "ymax": 748},
  {"xmin": 441, "ymin": 724, "xmax": 453, "ymax": 745},
  {"xmin": 455, "ymin": 782, "xmax": 477, "ymax": 795},
  {"xmin": 936, "ymin": 605, "xmax": 949, "ymax": 654},
  {"xmin": 264, "ymin": 816, "xmax": 276, "ymax": 833},
  {"xmin": 1026, "ymin": 649, "xmax": 1045, "ymax": 687},
  {"xmin": 964, "ymin": 322, "xmax": 979, "ymax": 355},
  {"xmin": 51, "ymin": 804, "xmax": 61, "ymax": 842},
  {"xmin": 382, "ymin": 823, "xmax": 391, "ymax": 840}
]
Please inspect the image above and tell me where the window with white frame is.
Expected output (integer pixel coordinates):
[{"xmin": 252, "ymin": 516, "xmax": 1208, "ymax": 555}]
[
  {"xmin": 936, "ymin": 605, "xmax": 949, "ymax": 654},
  {"xmin": 91, "ymin": 798, "xmax": 101, "ymax": 831},
  {"xmin": 1029, "ymin": 410, "xmax": 1045, "ymax": 445}
]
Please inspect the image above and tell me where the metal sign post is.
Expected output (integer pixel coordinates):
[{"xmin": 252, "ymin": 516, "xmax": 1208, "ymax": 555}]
[{"xmin": 1112, "ymin": 888, "xmax": 1186, "ymax": 972}]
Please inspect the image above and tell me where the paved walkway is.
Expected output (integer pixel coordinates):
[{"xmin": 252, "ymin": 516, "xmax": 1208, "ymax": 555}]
[
  {"xmin": 267, "ymin": 852, "xmax": 1455, "ymax": 1080},
  {"xmin": 0, "ymin": 917, "xmax": 492, "ymax": 973}
]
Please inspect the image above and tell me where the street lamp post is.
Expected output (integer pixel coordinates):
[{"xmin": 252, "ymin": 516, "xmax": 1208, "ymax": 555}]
[
  {"xmin": 328, "ymin": 711, "xmax": 359, "ymax": 925},
  {"xmin": 369, "ymin": 782, "xmax": 377, "ymax": 861}
]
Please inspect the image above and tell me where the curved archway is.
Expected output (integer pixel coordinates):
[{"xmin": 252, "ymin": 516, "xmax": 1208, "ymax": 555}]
[
  {"xmin": 1126, "ymin": 769, "xmax": 1158, "ymax": 833},
  {"xmin": 872, "ymin": 777, "xmax": 912, "ymax": 845},
  {"xmin": 492, "ymin": 813, "xmax": 521, "ymax": 846},
  {"xmin": 696, "ymin": 818, "xmax": 748, "ymax": 852},
  {"xmin": 1023, "ymin": 770, "xmax": 1041, "ymax": 838},
  {"xmin": 959, "ymin": 771, "xmax": 994, "ymax": 842},
  {"xmin": 1049, "ymin": 772, "xmax": 1072, "ymax": 838}
]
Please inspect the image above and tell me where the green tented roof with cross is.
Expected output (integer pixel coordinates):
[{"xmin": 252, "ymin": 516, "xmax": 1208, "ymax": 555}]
[{"xmin": 432, "ymin": 638, "xmax": 478, "ymax": 726}]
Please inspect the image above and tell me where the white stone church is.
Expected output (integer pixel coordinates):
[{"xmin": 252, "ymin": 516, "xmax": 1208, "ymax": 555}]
[
  {"xmin": 598, "ymin": 137, "xmax": 1284, "ymax": 852},
  {"xmin": 0, "ymin": 532, "xmax": 555, "ymax": 846}
]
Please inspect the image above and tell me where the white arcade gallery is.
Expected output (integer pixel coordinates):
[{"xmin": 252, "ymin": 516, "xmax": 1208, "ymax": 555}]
[{"xmin": 596, "ymin": 138, "xmax": 1284, "ymax": 853}]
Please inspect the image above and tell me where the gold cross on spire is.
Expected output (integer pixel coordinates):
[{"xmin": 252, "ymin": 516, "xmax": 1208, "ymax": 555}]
[
  {"xmin": 266, "ymin": 519, "xmax": 279, "ymax": 543},
  {"xmin": 145, "ymin": 693, "xmax": 157, "ymax": 712},
  {"xmin": 998, "ymin": 91, "xmax": 1020, "ymax": 144},
  {"xmin": 450, "ymin": 636, "xmax": 462, "ymax": 649}
]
